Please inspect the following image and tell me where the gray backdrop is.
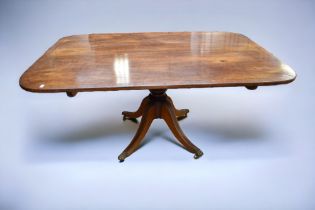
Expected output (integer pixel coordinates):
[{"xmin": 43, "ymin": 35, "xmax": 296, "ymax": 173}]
[{"xmin": 1, "ymin": 0, "xmax": 314, "ymax": 209}]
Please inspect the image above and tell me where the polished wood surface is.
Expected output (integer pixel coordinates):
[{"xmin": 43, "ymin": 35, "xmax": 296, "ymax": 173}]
[{"xmin": 20, "ymin": 32, "xmax": 296, "ymax": 93}]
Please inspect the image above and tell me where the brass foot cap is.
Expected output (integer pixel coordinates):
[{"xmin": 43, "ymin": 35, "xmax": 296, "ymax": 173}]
[
  {"xmin": 118, "ymin": 152, "xmax": 128, "ymax": 162},
  {"xmin": 194, "ymin": 150, "xmax": 203, "ymax": 159},
  {"xmin": 122, "ymin": 115, "xmax": 138, "ymax": 123}
]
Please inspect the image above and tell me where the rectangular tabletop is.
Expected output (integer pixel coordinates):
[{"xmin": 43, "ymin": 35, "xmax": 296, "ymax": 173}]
[{"xmin": 20, "ymin": 32, "xmax": 296, "ymax": 92}]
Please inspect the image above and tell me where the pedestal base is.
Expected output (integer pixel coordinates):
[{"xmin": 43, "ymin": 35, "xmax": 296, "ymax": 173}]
[{"xmin": 119, "ymin": 89, "xmax": 203, "ymax": 162}]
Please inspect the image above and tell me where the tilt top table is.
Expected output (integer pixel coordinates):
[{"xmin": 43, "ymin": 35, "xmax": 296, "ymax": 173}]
[{"xmin": 20, "ymin": 32, "xmax": 296, "ymax": 161}]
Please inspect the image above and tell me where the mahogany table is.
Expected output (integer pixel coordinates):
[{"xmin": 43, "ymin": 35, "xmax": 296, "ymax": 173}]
[{"xmin": 20, "ymin": 32, "xmax": 296, "ymax": 161}]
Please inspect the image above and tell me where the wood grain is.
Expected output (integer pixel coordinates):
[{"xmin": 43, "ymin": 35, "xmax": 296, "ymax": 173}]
[
  {"xmin": 119, "ymin": 89, "xmax": 203, "ymax": 162},
  {"xmin": 20, "ymin": 32, "xmax": 296, "ymax": 93}
]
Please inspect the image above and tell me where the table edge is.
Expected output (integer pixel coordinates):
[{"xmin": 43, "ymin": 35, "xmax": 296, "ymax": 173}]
[{"xmin": 19, "ymin": 76, "xmax": 296, "ymax": 93}]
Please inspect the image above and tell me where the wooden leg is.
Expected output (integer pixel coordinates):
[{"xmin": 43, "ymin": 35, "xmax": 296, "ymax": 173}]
[
  {"xmin": 122, "ymin": 95, "xmax": 150, "ymax": 123},
  {"xmin": 119, "ymin": 89, "xmax": 203, "ymax": 161},
  {"xmin": 166, "ymin": 96, "xmax": 189, "ymax": 121},
  {"xmin": 161, "ymin": 99, "xmax": 203, "ymax": 159},
  {"xmin": 118, "ymin": 104, "xmax": 156, "ymax": 162}
]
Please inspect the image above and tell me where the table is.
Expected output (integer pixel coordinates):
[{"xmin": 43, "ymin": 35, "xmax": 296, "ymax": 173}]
[{"xmin": 20, "ymin": 32, "xmax": 296, "ymax": 161}]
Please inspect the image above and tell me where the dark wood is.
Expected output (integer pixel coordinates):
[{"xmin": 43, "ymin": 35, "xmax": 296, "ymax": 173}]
[
  {"xmin": 20, "ymin": 32, "xmax": 296, "ymax": 93},
  {"xmin": 245, "ymin": 86, "xmax": 258, "ymax": 90},
  {"xmin": 119, "ymin": 89, "xmax": 203, "ymax": 162},
  {"xmin": 19, "ymin": 32, "xmax": 296, "ymax": 161},
  {"xmin": 66, "ymin": 91, "xmax": 77, "ymax": 97}
]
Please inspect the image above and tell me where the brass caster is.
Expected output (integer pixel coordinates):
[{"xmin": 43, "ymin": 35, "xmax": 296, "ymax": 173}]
[
  {"xmin": 176, "ymin": 109, "xmax": 189, "ymax": 121},
  {"xmin": 182, "ymin": 109, "xmax": 189, "ymax": 114},
  {"xmin": 122, "ymin": 115, "xmax": 138, "ymax": 123},
  {"xmin": 177, "ymin": 115, "xmax": 187, "ymax": 121},
  {"xmin": 193, "ymin": 150, "xmax": 203, "ymax": 159},
  {"xmin": 118, "ymin": 152, "xmax": 128, "ymax": 162}
]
